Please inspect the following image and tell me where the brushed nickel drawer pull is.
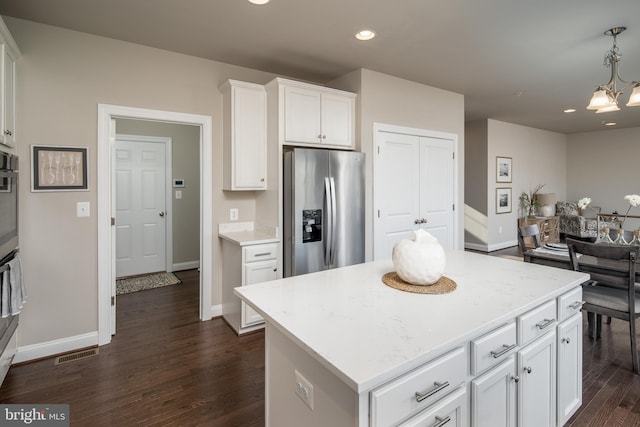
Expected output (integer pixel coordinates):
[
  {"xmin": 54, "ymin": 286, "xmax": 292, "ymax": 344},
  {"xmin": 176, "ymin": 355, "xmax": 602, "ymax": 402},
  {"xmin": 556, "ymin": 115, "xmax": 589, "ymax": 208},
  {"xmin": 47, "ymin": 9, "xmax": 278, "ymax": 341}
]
[
  {"xmin": 569, "ymin": 301, "xmax": 585, "ymax": 310},
  {"xmin": 415, "ymin": 381, "xmax": 449, "ymax": 402},
  {"xmin": 490, "ymin": 344, "xmax": 516, "ymax": 358},
  {"xmin": 432, "ymin": 415, "xmax": 451, "ymax": 427},
  {"xmin": 536, "ymin": 318, "xmax": 555, "ymax": 330},
  {"xmin": 253, "ymin": 252, "xmax": 271, "ymax": 257}
]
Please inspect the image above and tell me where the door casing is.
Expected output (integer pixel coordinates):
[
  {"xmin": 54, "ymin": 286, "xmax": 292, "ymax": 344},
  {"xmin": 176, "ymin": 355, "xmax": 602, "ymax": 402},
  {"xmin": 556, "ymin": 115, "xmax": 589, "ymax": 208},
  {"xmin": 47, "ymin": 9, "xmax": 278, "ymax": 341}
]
[{"xmin": 98, "ymin": 104, "xmax": 213, "ymax": 346}]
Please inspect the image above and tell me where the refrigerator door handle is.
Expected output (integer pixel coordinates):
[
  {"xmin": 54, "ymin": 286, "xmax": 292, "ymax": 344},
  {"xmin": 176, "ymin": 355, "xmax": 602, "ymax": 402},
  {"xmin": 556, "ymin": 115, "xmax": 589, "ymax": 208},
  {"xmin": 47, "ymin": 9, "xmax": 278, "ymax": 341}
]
[
  {"xmin": 324, "ymin": 177, "xmax": 332, "ymax": 266},
  {"xmin": 329, "ymin": 177, "xmax": 337, "ymax": 265}
]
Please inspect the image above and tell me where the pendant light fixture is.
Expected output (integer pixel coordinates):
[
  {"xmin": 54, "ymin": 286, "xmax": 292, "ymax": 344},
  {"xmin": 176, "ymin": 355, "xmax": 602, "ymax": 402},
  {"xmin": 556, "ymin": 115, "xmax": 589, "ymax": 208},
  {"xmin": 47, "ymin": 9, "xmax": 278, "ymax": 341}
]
[{"xmin": 586, "ymin": 27, "xmax": 640, "ymax": 113}]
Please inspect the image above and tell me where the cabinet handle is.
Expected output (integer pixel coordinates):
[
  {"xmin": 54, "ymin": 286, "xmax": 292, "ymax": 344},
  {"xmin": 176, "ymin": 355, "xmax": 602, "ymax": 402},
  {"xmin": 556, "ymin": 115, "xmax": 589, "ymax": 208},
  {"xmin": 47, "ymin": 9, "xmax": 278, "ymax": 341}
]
[
  {"xmin": 317, "ymin": 134, "xmax": 322, "ymax": 139},
  {"xmin": 562, "ymin": 337, "xmax": 571, "ymax": 344},
  {"xmin": 322, "ymin": 135, "xmax": 326, "ymax": 139},
  {"xmin": 260, "ymin": 178, "xmax": 265, "ymax": 182},
  {"xmin": 511, "ymin": 375, "xmax": 520, "ymax": 383},
  {"xmin": 569, "ymin": 301, "xmax": 585, "ymax": 310},
  {"xmin": 490, "ymin": 343, "xmax": 516, "ymax": 358},
  {"xmin": 536, "ymin": 318, "xmax": 555, "ymax": 330},
  {"xmin": 4, "ymin": 130, "xmax": 11, "ymax": 136},
  {"xmin": 524, "ymin": 366, "xmax": 532, "ymax": 374},
  {"xmin": 431, "ymin": 415, "xmax": 451, "ymax": 427},
  {"xmin": 253, "ymin": 252, "xmax": 271, "ymax": 257},
  {"xmin": 415, "ymin": 381, "xmax": 449, "ymax": 402},
  {"xmin": 273, "ymin": 267, "xmax": 277, "ymax": 272}
]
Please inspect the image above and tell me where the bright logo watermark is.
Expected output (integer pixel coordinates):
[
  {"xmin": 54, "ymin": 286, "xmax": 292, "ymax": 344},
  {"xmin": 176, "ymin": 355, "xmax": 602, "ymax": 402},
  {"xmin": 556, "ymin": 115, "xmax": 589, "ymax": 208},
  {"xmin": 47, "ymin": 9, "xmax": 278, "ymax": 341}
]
[{"xmin": 1, "ymin": 405, "xmax": 69, "ymax": 426}]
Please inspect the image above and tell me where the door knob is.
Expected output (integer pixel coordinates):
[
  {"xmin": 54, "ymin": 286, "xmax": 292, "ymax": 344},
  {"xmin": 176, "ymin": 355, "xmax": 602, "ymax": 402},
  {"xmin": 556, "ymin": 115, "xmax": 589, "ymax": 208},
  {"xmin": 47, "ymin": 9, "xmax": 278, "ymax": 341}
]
[{"xmin": 159, "ymin": 211, "xmax": 165, "ymax": 217}]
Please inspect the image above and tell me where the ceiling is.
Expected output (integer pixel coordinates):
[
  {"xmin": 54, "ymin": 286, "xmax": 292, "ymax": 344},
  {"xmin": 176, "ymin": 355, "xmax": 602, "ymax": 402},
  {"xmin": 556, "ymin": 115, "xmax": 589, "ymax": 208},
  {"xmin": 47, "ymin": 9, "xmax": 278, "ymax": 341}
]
[{"xmin": 1, "ymin": 0, "xmax": 639, "ymax": 134}]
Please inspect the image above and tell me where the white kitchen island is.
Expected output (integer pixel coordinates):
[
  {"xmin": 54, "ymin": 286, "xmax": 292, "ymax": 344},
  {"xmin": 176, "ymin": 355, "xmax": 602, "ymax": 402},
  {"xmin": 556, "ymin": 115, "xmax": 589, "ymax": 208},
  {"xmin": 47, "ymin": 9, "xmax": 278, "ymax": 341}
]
[{"xmin": 235, "ymin": 250, "xmax": 589, "ymax": 427}]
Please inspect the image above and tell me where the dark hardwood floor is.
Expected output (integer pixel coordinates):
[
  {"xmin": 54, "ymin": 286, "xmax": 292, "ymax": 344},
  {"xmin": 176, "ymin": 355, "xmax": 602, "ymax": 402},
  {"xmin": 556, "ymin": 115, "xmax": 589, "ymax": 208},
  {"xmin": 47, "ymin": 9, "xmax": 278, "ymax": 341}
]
[
  {"xmin": 3, "ymin": 264, "xmax": 640, "ymax": 426},
  {"xmin": 0, "ymin": 269, "xmax": 265, "ymax": 426}
]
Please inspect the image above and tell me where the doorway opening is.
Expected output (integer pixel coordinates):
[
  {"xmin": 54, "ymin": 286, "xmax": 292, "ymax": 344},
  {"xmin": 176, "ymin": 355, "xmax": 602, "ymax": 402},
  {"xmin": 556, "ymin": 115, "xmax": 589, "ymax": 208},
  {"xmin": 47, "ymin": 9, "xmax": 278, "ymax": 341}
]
[{"xmin": 97, "ymin": 104, "xmax": 213, "ymax": 346}]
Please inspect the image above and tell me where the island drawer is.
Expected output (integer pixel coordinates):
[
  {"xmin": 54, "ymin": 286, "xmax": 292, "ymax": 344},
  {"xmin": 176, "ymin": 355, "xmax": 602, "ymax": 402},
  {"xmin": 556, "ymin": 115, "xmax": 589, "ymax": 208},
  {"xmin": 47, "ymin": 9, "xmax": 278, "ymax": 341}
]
[
  {"xmin": 370, "ymin": 346, "xmax": 466, "ymax": 427},
  {"xmin": 557, "ymin": 287, "xmax": 584, "ymax": 322},
  {"xmin": 398, "ymin": 386, "xmax": 467, "ymax": 427},
  {"xmin": 244, "ymin": 243, "xmax": 278, "ymax": 262},
  {"xmin": 518, "ymin": 300, "xmax": 556, "ymax": 346},
  {"xmin": 470, "ymin": 322, "xmax": 516, "ymax": 375}
]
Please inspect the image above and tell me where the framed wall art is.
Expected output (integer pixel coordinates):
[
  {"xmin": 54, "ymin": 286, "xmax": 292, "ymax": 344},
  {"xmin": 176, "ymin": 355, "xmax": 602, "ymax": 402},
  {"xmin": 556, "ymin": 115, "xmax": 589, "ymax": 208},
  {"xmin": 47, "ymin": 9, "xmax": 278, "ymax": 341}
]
[
  {"xmin": 496, "ymin": 187, "xmax": 512, "ymax": 214},
  {"xmin": 32, "ymin": 145, "xmax": 89, "ymax": 192},
  {"xmin": 496, "ymin": 156, "xmax": 512, "ymax": 183}
]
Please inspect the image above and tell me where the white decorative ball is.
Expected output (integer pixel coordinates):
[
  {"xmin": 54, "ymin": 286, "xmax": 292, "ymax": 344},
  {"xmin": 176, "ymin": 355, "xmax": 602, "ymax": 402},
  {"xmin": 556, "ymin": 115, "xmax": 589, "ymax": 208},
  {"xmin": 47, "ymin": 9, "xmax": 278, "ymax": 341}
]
[{"xmin": 392, "ymin": 229, "xmax": 446, "ymax": 285}]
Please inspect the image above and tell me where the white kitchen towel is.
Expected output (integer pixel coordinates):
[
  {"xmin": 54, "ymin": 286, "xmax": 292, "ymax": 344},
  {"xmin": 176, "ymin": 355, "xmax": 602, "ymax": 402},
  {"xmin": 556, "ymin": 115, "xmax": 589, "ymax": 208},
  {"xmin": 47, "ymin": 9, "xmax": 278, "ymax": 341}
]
[
  {"xmin": 1, "ymin": 270, "xmax": 9, "ymax": 318},
  {"xmin": 8, "ymin": 253, "xmax": 25, "ymax": 314}
]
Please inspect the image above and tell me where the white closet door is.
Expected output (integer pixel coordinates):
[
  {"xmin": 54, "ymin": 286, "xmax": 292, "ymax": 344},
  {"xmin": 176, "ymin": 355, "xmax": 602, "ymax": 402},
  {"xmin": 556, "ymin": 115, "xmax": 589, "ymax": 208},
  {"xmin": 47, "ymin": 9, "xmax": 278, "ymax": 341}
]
[{"xmin": 419, "ymin": 137, "xmax": 455, "ymax": 249}]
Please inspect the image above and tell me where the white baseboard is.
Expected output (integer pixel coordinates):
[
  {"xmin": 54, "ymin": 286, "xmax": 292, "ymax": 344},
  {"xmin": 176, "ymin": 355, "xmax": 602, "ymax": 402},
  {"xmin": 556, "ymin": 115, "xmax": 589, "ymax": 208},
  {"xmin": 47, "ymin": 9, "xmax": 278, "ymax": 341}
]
[
  {"xmin": 465, "ymin": 242, "xmax": 488, "ymax": 252},
  {"xmin": 172, "ymin": 260, "xmax": 200, "ymax": 271},
  {"xmin": 210, "ymin": 304, "xmax": 222, "ymax": 318},
  {"xmin": 14, "ymin": 331, "xmax": 99, "ymax": 364}
]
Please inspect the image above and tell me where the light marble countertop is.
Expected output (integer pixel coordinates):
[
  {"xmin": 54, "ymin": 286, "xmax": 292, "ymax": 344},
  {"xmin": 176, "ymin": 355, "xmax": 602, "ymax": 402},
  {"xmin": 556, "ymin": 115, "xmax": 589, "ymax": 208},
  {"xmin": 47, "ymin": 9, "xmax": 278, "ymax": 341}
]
[
  {"xmin": 235, "ymin": 250, "xmax": 589, "ymax": 393},
  {"xmin": 218, "ymin": 222, "xmax": 279, "ymax": 246}
]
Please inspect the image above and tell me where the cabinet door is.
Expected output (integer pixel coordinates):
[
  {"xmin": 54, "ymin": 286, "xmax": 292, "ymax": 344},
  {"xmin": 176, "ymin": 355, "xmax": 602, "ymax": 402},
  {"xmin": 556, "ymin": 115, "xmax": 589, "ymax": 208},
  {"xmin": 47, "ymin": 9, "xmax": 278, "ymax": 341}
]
[
  {"xmin": 2, "ymin": 46, "xmax": 15, "ymax": 147},
  {"xmin": 471, "ymin": 356, "xmax": 517, "ymax": 427},
  {"xmin": 242, "ymin": 259, "xmax": 277, "ymax": 327},
  {"xmin": 518, "ymin": 331, "xmax": 556, "ymax": 427},
  {"xmin": 284, "ymin": 85, "xmax": 321, "ymax": 144},
  {"xmin": 557, "ymin": 313, "xmax": 582, "ymax": 426},
  {"xmin": 321, "ymin": 93, "xmax": 353, "ymax": 148},
  {"xmin": 229, "ymin": 84, "xmax": 266, "ymax": 190}
]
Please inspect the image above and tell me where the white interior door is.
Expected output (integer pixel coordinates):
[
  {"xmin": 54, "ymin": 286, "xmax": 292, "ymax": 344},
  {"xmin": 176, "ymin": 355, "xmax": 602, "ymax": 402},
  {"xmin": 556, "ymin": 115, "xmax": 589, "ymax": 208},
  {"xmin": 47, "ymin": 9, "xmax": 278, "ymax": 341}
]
[
  {"xmin": 374, "ymin": 126, "xmax": 457, "ymax": 260},
  {"xmin": 115, "ymin": 137, "xmax": 167, "ymax": 278},
  {"xmin": 420, "ymin": 137, "xmax": 455, "ymax": 248},
  {"xmin": 374, "ymin": 131, "xmax": 421, "ymax": 259}
]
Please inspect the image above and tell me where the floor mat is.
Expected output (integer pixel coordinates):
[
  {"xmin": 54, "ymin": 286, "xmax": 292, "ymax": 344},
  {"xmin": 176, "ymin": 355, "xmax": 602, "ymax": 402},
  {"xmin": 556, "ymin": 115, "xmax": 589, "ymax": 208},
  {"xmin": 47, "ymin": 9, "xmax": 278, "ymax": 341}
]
[{"xmin": 116, "ymin": 272, "xmax": 181, "ymax": 295}]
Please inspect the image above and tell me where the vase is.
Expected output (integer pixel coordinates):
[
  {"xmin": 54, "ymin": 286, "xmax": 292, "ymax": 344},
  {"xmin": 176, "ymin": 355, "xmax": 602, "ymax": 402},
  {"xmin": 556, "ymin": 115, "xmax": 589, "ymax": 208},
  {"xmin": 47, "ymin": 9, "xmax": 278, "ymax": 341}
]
[
  {"xmin": 596, "ymin": 227, "xmax": 615, "ymax": 244},
  {"xmin": 630, "ymin": 230, "xmax": 640, "ymax": 246},
  {"xmin": 614, "ymin": 228, "xmax": 629, "ymax": 245}
]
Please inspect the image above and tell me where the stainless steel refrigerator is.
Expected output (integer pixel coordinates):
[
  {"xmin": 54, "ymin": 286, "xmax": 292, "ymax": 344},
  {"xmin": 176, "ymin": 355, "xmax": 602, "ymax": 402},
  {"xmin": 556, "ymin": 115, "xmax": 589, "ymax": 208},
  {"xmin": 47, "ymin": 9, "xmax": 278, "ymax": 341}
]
[{"xmin": 283, "ymin": 147, "xmax": 365, "ymax": 277}]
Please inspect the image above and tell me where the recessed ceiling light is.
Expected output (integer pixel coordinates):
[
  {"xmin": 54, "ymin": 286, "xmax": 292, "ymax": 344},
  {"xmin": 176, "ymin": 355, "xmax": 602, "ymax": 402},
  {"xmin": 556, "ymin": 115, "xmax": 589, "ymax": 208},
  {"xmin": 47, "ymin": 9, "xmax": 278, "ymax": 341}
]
[
  {"xmin": 563, "ymin": 108, "xmax": 576, "ymax": 113},
  {"xmin": 356, "ymin": 30, "xmax": 376, "ymax": 41},
  {"xmin": 248, "ymin": 0, "xmax": 269, "ymax": 4},
  {"xmin": 605, "ymin": 122, "xmax": 617, "ymax": 126}
]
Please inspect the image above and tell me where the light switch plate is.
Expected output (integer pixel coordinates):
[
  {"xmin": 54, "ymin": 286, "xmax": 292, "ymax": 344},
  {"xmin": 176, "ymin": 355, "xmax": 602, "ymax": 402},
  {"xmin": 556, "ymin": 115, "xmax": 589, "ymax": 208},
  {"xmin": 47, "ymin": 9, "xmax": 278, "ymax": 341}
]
[
  {"xmin": 77, "ymin": 202, "xmax": 90, "ymax": 217},
  {"xmin": 230, "ymin": 208, "xmax": 239, "ymax": 221},
  {"xmin": 175, "ymin": 190, "xmax": 182, "ymax": 200}
]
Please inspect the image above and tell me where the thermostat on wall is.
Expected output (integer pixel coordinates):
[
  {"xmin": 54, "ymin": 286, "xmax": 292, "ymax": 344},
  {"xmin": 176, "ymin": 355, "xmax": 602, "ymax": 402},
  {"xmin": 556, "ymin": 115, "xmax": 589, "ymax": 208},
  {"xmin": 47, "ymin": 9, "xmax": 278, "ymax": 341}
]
[{"xmin": 173, "ymin": 179, "xmax": 185, "ymax": 188}]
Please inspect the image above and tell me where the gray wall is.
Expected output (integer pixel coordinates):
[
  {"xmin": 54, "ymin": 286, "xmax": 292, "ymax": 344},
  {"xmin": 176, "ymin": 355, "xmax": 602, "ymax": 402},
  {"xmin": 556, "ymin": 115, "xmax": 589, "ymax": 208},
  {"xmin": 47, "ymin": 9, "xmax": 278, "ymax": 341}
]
[
  {"xmin": 567, "ymin": 126, "xmax": 640, "ymax": 230},
  {"xmin": 464, "ymin": 119, "xmax": 567, "ymax": 251},
  {"xmin": 8, "ymin": 16, "xmax": 277, "ymax": 348},
  {"xmin": 115, "ymin": 119, "xmax": 200, "ymax": 266}
]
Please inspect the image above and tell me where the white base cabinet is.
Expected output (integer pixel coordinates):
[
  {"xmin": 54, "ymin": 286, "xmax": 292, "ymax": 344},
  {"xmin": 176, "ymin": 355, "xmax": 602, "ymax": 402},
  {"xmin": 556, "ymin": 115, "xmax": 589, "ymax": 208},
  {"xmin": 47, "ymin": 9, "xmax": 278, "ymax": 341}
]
[
  {"xmin": 221, "ymin": 240, "xmax": 278, "ymax": 334},
  {"xmin": 518, "ymin": 330, "xmax": 556, "ymax": 427},
  {"xmin": 471, "ymin": 356, "xmax": 517, "ymax": 427}
]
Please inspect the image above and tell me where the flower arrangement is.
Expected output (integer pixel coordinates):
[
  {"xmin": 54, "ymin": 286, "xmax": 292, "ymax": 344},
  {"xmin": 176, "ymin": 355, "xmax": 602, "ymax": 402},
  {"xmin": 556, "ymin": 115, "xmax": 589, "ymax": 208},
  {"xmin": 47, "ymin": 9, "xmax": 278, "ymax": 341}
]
[
  {"xmin": 519, "ymin": 184, "xmax": 545, "ymax": 217},
  {"xmin": 577, "ymin": 197, "xmax": 591, "ymax": 210},
  {"xmin": 621, "ymin": 194, "xmax": 640, "ymax": 228}
]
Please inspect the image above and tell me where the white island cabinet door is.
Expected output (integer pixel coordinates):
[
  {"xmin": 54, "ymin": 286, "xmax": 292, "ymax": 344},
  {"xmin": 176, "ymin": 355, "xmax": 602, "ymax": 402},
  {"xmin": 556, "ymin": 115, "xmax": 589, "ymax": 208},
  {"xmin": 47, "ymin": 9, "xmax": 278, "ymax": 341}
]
[
  {"xmin": 518, "ymin": 330, "xmax": 556, "ymax": 427},
  {"xmin": 557, "ymin": 313, "xmax": 582, "ymax": 426},
  {"xmin": 471, "ymin": 356, "xmax": 517, "ymax": 427}
]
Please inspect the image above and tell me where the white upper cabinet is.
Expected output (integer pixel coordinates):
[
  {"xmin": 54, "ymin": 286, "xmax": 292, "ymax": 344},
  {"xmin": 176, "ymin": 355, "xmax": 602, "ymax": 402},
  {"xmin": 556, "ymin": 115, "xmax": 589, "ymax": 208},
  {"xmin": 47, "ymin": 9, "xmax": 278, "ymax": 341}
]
[
  {"xmin": 220, "ymin": 80, "xmax": 267, "ymax": 191},
  {"xmin": 0, "ymin": 17, "xmax": 19, "ymax": 149},
  {"xmin": 279, "ymin": 78, "xmax": 355, "ymax": 149}
]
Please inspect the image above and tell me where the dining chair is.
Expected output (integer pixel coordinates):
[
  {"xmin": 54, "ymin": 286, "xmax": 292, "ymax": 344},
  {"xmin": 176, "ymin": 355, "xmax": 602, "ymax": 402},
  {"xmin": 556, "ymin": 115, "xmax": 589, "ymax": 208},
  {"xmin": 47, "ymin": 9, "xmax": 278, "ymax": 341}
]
[
  {"xmin": 518, "ymin": 224, "xmax": 542, "ymax": 254},
  {"xmin": 566, "ymin": 238, "xmax": 640, "ymax": 374}
]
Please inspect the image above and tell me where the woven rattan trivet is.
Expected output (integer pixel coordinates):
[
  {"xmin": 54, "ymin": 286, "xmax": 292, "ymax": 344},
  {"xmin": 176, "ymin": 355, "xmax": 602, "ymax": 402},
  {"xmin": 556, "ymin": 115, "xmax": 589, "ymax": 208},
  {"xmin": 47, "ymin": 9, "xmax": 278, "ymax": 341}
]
[{"xmin": 381, "ymin": 272, "xmax": 456, "ymax": 294}]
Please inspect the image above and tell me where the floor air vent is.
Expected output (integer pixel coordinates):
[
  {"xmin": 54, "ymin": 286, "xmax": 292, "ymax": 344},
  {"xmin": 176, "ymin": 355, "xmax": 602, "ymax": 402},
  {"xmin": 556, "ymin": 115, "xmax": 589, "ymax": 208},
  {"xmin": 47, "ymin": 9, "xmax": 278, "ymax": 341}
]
[{"xmin": 54, "ymin": 348, "xmax": 99, "ymax": 365}]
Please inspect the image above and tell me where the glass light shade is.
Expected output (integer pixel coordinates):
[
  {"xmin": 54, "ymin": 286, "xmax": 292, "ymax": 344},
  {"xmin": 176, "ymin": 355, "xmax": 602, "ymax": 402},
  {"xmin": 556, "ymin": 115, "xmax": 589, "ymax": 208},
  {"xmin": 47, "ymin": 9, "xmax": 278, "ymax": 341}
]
[
  {"xmin": 596, "ymin": 103, "xmax": 620, "ymax": 113},
  {"xmin": 587, "ymin": 89, "xmax": 611, "ymax": 110},
  {"xmin": 626, "ymin": 84, "xmax": 640, "ymax": 107}
]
